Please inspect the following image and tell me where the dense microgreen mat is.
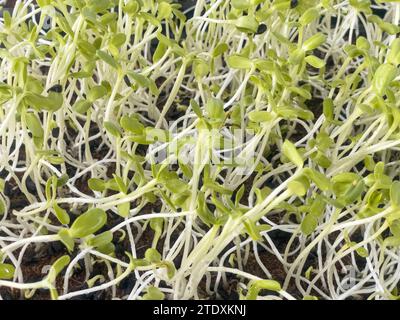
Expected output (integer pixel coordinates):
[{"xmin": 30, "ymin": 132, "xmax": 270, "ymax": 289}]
[{"xmin": 1, "ymin": 0, "xmax": 400, "ymax": 300}]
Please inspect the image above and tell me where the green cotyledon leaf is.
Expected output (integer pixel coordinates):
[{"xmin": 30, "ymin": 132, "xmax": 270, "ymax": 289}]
[
  {"xmin": 87, "ymin": 0, "xmax": 114, "ymax": 13},
  {"xmin": 197, "ymin": 192, "xmax": 217, "ymax": 226},
  {"xmin": 310, "ymin": 195, "xmax": 326, "ymax": 218},
  {"xmin": 305, "ymin": 55, "xmax": 326, "ymax": 68},
  {"xmin": 0, "ymin": 263, "xmax": 15, "ymax": 280},
  {"xmin": 189, "ymin": 99, "xmax": 203, "ymax": 119},
  {"xmin": 212, "ymin": 43, "xmax": 229, "ymax": 58},
  {"xmin": 104, "ymin": 121, "xmax": 122, "ymax": 138},
  {"xmin": 388, "ymin": 38, "xmax": 400, "ymax": 66},
  {"xmin": 303, "ymin": 168, "xmax": 331, "ymax": 191},
  {"xmin": 112, "ymin": 174, "xmax": 128, "ymax": 194},
  {"xmin": 231, "ymin": 0, "xmax": 251, "ymax": 10},
  {"xmin": 391, "ymin": 181, "xmax": 400, "ymax": 207},
  {"xmin": 243, "ymin": 218, "xmax": 262, "ymax": 241},
  {"xmin": 150, "ymin": 217, "xmax": 163, "ymax": 247},
  {"xmin": 53, "ymin": 202, "xmax": 70, "ymax": 225},
  {"xmin": 206, "ymin": 98, "xmax": 225, "ymax": 122},
  {"xmin": 110, "ymin": 33, "xmax": 127, "ymax": 48},
  {"xmin": 142, "ymin": 286, "xmax": 165, "ymax": 300},
  {"xmin": 342, "ymin": 179, "xmax": 365, "ymax": 205},
  {"xmin": 0, "ymin": 198, "xmax": 5, "ymax": 216},
  {"xmin": 235, "ymin": 15, "xmax": 259, "ymax": 33},
  {"xmin": 123, "ymin": 0, "xmax": 139, "ymax": 15},
  {"xmin": 299, "ymin": 8, "xmax": 319, "ymax": 26},
  {"xmin": 193, "ymin": 59, "xmax": 210, "ymax": 78},
  {"xmin": 96, "ymin": 50, "xmax": 119, "ymax": 69},
  {"xmin": 68, "ymin": 208, "xmax": 107, "ymax": 238},
  {"xmin": 86, "ymin": 231, "xmax": 113, "ymax": 248},
  {"xmin": 301, "ymin": 214, "xmax": 318, "ymax": 235},
  {"xmin": 248, "ymin": 110, "xmax": 274, "ymax": 123},
  {"xmin": 25, "ymin": 92, "xmax": 63, "ymax": 112},
  {"xmin": 276, "ymin": 106, "xmax": 314, "ymax": 121},
  {"xmin": 88, "ymin": 178, "xmax": 106, "ymax": 192},
  {"xmin": 57, "ymin": 228, "xmax": 74, "ymax": 251},
  {"xmin": 77, "ymin": 39, "xmax": 97, "ymax": 59},
  {"xmin": 37, "ymin": 0, "xmax": 52, "ymax": 8},
  {"xmin": 332, "ymin": 172, "xmax": 360, "ymax": 189},
  {"xmin": 383, "ymin": 236, "xmax": 400, "ymax": 248},
  {"xmin": 157, "ymin": 1, "xmax": 172, "ymax": 20},
  {"xmin": 87, "ymin": 85, "xmax": 107, "ymax": 102},
  {"xmin": 246, "ymin": 279, "xmax": 282, "ymax": 300},
  {"xmin": 25, "ymin": 113, "xmax": 44, "ymax": 138},
  {"xmin": 373, "ymin": 63, "xmax": 397, "ymax": 96},
  {"xmin": 288, "ymin": 176, "xmax": 310, "ymax": 197},
  {"xmin": 25, "ymin": 77, "xmax": 43, "ymax": 94},
  {"xmin": 145, "ymin": 248, "xmax": 162, "ymax": 263},
  {"xmin": 47, "ymin": 255, "xmax": 71, "ymax": 283},
  {"xmin": 117, "ymin": 202, "xmax": 130, "ymax": 218},
  {"xmin": 97, "ymin": 242, "xmax": 115, "ymax": 255},
  {"xmin": 282, "ymin": 140, "xmax": 303, "ymax": 168},
  {"xmin": 120, "ymin": 115, "xmax": 144, "ymax": 135},
  {"xmin": 302, "ymin": 33, "xmax": 326, "ymax": 51},
  {"xmin": 349, "ymin": 0, "xmax": 372, "ymax": 13},
  {"xmin": 323, "ymin": 98, "xmax": 334, "ymax": 121},
  {"xmin": 227, "ymin": 54, "xmax": 253, "ymax": 69}
]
